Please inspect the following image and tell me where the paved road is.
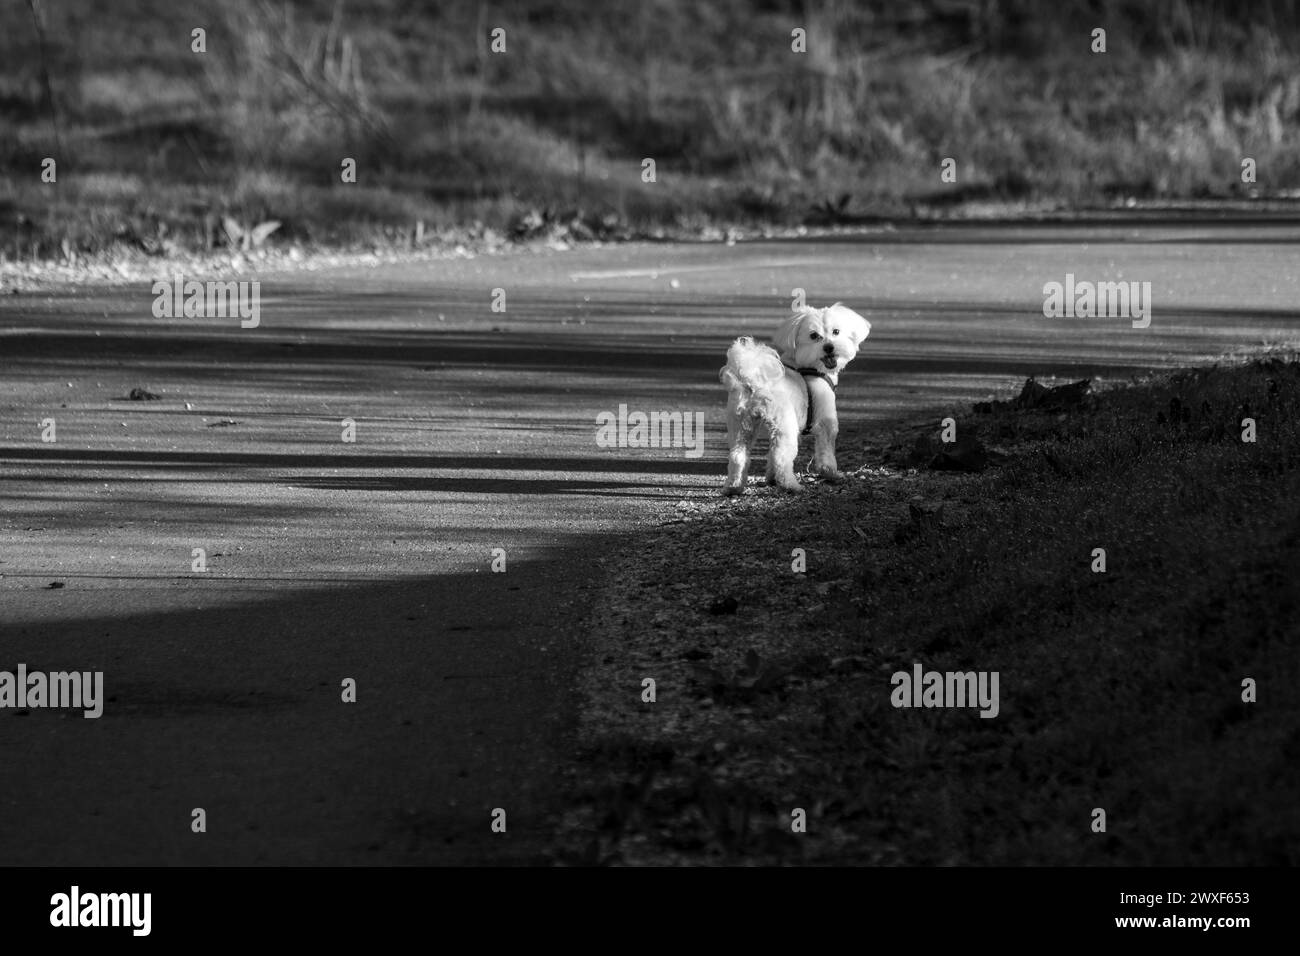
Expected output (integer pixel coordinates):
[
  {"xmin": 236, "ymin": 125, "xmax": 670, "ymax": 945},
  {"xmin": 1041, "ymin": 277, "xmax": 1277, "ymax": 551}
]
[{"xmin": 2, "ymin": 222, "xmax": 1298, "ymax": 863}]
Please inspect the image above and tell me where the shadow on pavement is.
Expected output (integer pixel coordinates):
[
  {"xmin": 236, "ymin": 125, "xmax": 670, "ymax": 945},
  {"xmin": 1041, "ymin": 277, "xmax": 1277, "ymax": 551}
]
[{"xmin": 0, "ymin": 540, "xmax": 609, "ymax": 866}]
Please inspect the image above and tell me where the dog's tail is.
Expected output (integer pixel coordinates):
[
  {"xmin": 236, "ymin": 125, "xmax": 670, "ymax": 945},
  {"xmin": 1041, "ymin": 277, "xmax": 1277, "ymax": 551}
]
[{"xmin": 720, "ymin": 336, "xmax": 786, "ymax": 415}]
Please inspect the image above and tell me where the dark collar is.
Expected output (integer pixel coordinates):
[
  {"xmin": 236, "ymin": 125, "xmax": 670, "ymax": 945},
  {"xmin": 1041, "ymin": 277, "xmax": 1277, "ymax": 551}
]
[{"xmin": 784, "ymin": 364, "xmax": 836, "ymax": 434}]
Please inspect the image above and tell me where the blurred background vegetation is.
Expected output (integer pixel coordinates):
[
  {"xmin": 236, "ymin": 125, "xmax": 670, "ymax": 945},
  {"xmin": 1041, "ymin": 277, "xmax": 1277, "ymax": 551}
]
[{"xmin": 2, "ymin": 0, "xmax": 1300, "ymax": 258}]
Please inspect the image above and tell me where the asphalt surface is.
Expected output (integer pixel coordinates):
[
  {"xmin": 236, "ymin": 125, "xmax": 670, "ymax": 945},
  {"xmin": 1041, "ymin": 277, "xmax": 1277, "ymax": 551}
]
[{"xmin": 2, "ymin": 222, "xmax": 1298, "ymax": 864}]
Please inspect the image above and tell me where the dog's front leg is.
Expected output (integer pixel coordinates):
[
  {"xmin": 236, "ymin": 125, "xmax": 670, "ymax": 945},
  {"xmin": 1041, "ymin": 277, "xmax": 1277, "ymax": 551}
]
[{"xmin": 810, "ymin": 402, "xmax": 842, "ymax": 482}]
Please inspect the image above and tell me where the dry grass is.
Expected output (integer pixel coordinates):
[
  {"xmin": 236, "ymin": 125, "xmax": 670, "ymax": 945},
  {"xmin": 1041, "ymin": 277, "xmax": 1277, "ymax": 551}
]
[{"xmin": 3, "ymin": 0, "xmax": 1300, "ymax": 260}]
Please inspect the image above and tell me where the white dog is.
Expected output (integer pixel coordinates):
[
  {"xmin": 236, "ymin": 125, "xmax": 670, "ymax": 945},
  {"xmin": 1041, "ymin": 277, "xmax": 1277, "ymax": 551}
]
[{"xmin": 719, "ymin": 303, "xmax": 871, "ymax": 495}]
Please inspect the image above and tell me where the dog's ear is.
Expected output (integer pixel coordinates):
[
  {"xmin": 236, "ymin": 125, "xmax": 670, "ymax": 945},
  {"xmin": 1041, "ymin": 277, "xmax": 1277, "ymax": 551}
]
[
  {"xmin": 828, "ymin": 304, "xmax": 871, "ymax": 345},
  {"xmin": 774, "ymin": 311, "xmax": 807, "ymax": 360}
]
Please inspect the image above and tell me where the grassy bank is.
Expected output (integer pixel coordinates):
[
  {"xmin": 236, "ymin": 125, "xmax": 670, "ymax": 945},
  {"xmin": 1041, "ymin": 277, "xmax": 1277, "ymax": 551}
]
[
  {"xmin": 559, "ymin": 354, "xmax": 1300, "ymax": 864},
  {"xmin": 4, "ymin": 0, "xmax": 1300, "ymax": 261}
]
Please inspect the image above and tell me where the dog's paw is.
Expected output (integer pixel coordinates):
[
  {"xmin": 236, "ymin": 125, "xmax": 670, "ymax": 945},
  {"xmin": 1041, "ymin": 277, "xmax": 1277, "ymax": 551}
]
[
  {"xmin": 811, "ymin": 459, "xmax": 843, "ymax": 482},
  {"xmin": 775, "ymin": 478, "xmax": 803, "ymax": 494}
]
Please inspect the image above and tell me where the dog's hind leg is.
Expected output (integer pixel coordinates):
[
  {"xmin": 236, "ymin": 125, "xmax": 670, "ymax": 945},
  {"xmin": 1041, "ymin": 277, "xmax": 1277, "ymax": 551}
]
[
  {"xmin": 767, "ymin": 411, "xmax": 803, "ymax": 493},
  {"xmin": 722, "ymin": 417, "xmax": 756, "ymax": 496}
]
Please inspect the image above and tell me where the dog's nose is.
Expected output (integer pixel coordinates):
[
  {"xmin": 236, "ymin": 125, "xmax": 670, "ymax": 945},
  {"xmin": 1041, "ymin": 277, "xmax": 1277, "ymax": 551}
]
[{"xmin": 822, "ymin": 343, "xmax": 835, "ymax": 353}]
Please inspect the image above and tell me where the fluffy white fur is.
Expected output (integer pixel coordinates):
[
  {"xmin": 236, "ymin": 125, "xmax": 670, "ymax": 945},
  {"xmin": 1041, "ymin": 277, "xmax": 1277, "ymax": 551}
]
[{"xmin": 719, "ymin": 303, "xmax": 871, "ymax": 495}]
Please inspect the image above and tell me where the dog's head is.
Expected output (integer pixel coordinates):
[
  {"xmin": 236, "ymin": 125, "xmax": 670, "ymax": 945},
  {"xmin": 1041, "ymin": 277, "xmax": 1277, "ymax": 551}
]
[{"xmin": 774, "ymin": 303, "xmax": 871, "ymax": 377}]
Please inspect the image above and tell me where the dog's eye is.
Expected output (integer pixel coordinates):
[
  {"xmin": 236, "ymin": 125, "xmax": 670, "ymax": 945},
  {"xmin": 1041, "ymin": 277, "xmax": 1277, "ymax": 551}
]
[
  {"xmin": 832, "ymin": 329, "xmax": 839, "ymax": 336},
  {"xmin": 809, "ymin": 332, "xmax": 821, "ymax": 341}
]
